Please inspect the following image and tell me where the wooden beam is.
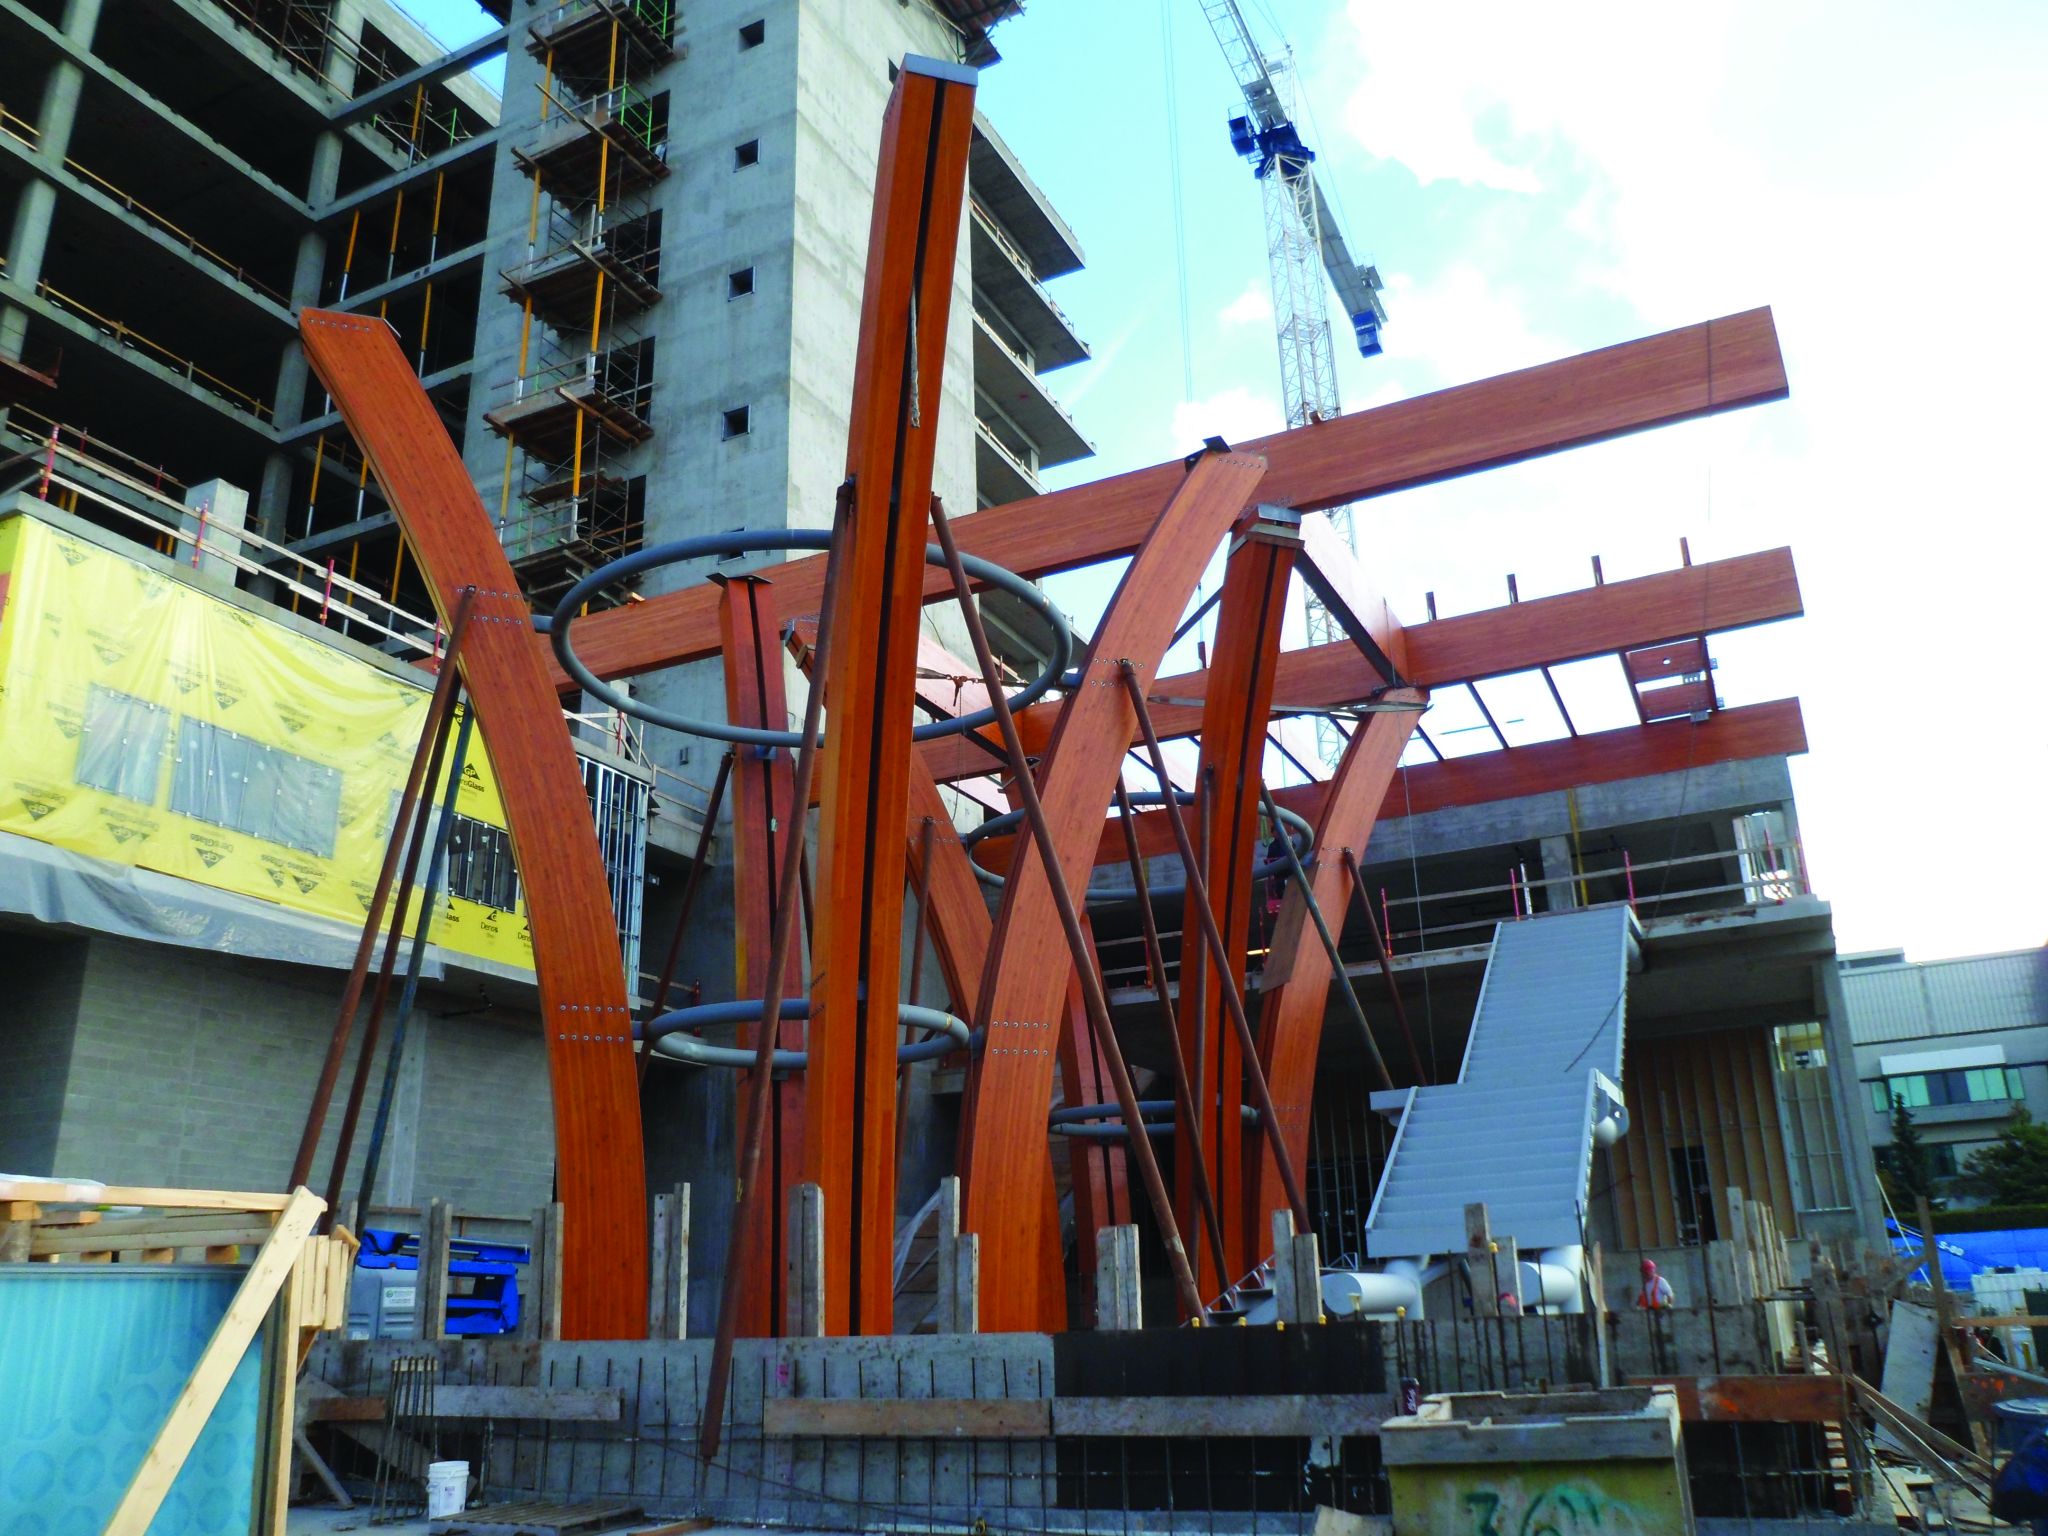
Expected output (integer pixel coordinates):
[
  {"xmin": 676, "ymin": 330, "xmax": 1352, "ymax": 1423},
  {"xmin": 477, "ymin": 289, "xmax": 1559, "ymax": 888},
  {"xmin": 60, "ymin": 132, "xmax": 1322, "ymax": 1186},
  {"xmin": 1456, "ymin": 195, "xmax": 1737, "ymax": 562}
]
[
  {"xmin": 719, "ymin": 575, "xmax": 806, "ymax": 1339},
  {"xmin": 0, "ymin": 1181, "xmax": 295, "ymax": 1211},
  {"xmin": 105, "ymin": 1187, "xmax": 322, "ymax": 1536},
  {"xmin": 801, "ymin": 57, "xmax": 976, "ymax": 1337},
  {"xmin": 1247, "ymin": 695, "xmax": 1421, "ymax": 1230},
  {"xmin": 926, "ymin": 547, "xmax": 1799, "ymax": 786},
  {"xmin": 960, "ymin": 451, "xmax": 1269, "ymax": 1333},
  {"xmin": 1173, "ymin": 521, "xmax": 1299, "ymax": 1290},
  {"xmin": 982, "ymin": 699, "xmax": 1808, "ymax": 877},
  {"xmin": 553, "ymin": 308, "xmax": 1789, "ymax": 686},
  {"xmin": 299, "ymin": 308, "xmax": 648, "ymax": 1340}
]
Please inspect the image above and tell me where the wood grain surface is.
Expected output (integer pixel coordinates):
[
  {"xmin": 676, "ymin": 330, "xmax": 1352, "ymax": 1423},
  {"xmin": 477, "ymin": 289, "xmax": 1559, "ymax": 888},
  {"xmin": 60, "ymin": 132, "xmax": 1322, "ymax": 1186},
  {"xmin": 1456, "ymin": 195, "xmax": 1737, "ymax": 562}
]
[{"xmin": 299, "ymin": 309, "xmax": 647, "ymax": 1340}]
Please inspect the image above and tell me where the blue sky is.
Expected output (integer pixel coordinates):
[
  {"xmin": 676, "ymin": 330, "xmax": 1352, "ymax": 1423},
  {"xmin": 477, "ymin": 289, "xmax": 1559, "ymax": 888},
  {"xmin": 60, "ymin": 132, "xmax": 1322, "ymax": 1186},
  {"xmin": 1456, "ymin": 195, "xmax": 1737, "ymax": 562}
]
[{"xmin": 402, "ymin": 0, "xmax": 2047, "ymax": 960}]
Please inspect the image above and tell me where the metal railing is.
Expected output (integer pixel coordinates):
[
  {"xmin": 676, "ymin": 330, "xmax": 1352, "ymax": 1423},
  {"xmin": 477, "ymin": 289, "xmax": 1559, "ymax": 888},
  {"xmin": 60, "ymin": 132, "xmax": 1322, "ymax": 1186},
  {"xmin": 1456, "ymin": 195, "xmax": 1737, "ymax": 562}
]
[
  {"xmin": 0, "ymin": 101, "xmax": 39, "ymax": 148},
  {"xmin": 62, "ymin": 158, "xmax": 291, "ymax": 305},
  {"xmin": 1095, "ymin": 839, "xmax": 1814, "ymax": 991},
  {"xmin": 531, "ymin": 0, "xmax": 675, "ymax": 45},
  {"xmin": 969, "ymin": 198, "xmax": 1082, "ymax": 335},
  {"xmin": 29, "ymin": 281, "xmax": 272, "ymax": 420}
]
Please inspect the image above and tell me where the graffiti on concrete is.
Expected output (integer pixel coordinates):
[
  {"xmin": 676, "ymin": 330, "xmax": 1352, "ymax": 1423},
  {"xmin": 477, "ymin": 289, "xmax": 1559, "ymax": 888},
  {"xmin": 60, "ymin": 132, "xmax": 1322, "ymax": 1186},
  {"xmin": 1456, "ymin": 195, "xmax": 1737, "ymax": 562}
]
[{"xmin": 1458, "ymin": 1480, "xmax": 1659, "ymax": 1535}]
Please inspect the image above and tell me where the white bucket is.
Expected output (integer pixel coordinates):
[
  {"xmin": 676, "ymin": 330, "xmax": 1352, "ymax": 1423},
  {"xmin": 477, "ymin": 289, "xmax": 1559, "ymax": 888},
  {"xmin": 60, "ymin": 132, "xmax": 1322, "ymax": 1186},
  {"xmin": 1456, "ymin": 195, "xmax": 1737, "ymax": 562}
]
[{"xmin": 424, "ymin": 1460, "xmax": 469, "ymax": 1519}]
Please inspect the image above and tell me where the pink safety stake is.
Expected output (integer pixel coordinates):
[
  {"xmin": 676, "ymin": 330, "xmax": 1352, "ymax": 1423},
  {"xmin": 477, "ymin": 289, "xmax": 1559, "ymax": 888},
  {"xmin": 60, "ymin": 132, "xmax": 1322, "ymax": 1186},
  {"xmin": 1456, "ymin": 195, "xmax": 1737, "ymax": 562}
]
[
  {"xmin": 319, "ymin": 557, "xmax": 336, "ymax": 624},
  {"xmin": 190, "ymin": 502, "xmax": 208, "ymax": 570},
  {"xmin": 1622, "ymin": 849, "xmax": 1637, "ymax": 911},
  {"xmin": 38, "ymin": 423, "xmax": 57, "ymax": 500}
]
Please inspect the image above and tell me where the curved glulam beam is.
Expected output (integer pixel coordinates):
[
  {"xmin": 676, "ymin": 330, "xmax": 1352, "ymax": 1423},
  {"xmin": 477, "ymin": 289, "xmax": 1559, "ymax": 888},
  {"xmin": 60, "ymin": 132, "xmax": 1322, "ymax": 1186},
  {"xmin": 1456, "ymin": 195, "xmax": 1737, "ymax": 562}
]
[
  {"xmin": 298, "ymin": 309, "xmax": 647, "ymax": 1341},
  {"xmin": 1170, "ymin": 519, "xmax": 1299, "ymax": 1293},
  {"xmin": 718, "ymin": 574, "xmax": 807, "ymax": 1338},
  {"xmin": 960, "ymin": 450, "xmax": 1269, "ymax": 1333},
  {"xmin": 553, "ymin": 309, "xmax": 1787, "ymax": 687},
  {"xmin": 801, "ymin": 57, "xmax": 977, "ymax": 1336},
  {"xmin": 1245, "ymin": 692, "xmax": 1423, "ymax": 1235}
]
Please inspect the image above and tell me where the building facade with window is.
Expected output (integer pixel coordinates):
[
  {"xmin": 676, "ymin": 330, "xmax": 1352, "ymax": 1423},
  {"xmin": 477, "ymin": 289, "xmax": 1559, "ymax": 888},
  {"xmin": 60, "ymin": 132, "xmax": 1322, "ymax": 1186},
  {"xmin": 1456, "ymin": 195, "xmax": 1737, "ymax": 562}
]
[
  {"xmin": 1841, "ymin": 946, "xmax": 2048, "ymax": 1200},
  {"xmin": 0, "ymin": 0, "xmax": 1085, "ymax": 1248}
]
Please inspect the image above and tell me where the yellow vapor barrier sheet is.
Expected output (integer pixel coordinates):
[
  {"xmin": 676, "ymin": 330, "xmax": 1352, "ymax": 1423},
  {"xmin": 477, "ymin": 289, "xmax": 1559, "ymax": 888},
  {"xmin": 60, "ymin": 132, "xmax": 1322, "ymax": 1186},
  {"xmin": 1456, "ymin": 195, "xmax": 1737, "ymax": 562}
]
[{"xmin": 0, "ymin": 515, "xmax": 535, "ymax": 971}]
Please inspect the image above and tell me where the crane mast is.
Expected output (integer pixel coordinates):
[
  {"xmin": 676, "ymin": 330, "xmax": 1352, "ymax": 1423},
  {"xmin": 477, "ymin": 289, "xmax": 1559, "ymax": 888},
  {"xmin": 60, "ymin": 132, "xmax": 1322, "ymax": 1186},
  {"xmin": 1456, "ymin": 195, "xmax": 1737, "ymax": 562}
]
[{"xmin": 1198, "ymin": 0, "xmax": 1387, "ymax": 765}]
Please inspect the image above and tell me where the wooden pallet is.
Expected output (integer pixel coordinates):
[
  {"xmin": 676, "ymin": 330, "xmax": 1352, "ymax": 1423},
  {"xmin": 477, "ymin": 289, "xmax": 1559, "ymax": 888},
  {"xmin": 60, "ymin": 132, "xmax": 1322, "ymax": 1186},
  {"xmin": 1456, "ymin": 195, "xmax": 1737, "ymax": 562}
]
[{"xmin": 432, "ymin": 1498, "xmax": 645, "ymax": 1535}]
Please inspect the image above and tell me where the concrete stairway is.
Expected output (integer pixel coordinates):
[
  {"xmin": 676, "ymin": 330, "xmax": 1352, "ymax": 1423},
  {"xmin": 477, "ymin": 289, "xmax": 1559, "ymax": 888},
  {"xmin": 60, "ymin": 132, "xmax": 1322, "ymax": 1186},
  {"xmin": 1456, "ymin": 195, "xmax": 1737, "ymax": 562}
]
[{"xmin": 1363, "ymin": 905, "xmax": 1640, "ymax": 1261}]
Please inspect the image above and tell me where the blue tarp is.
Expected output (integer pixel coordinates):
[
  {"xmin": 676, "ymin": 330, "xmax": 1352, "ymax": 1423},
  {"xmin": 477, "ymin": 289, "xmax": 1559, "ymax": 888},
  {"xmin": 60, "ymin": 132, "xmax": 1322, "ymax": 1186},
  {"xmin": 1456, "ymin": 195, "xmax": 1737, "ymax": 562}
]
[{"xmin": 1888, "ymin": 1219, "xmax": 2048, "ymax": 1292}]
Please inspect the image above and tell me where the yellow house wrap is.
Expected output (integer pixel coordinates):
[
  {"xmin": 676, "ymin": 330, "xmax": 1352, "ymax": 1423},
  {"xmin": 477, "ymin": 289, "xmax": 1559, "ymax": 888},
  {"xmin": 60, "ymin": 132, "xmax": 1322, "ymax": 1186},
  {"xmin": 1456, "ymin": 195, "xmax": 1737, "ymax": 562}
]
[{"xmin": 0, "ymin": 513, "xmax": 535, "ymax": 972}]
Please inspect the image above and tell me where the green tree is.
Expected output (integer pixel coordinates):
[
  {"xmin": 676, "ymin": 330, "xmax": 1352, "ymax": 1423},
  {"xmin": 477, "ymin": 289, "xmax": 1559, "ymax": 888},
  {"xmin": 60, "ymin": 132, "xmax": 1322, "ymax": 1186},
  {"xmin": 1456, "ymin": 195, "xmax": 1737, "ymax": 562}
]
[
  {"xmin": 1880, "ymin": 1097, "xmax": 1943, "ymax": 1213},
  {"xmin": 1960, "ymin": 1107, "xmax": 2048, "ymax": 1206}
]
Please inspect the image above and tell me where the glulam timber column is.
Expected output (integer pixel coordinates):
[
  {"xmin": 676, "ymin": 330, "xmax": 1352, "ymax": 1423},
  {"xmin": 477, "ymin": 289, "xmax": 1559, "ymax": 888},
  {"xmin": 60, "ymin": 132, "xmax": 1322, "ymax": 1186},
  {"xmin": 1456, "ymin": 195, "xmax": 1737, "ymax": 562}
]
[
  {"xmin": 801, "ymin": 58, "xmax": 976, "ymax": 1336},
  {"xmin": 959, "ymin": 448, "xmax": 1268, "ymax": 1332},
  {"xmin": 297, "ymin": 309, "xmax": 647, "ymax": 1340},
  {"xmin": 1171, "ymin": 508, "xmax": 1300, "ymax": 1292},
  {"xmin": 717, "ymin": 573, "xmax": 807, "ymax": 1336},
  {"xmin": 1246, "ymin": 693, "xmax": 1424, "ymax": 1234}
]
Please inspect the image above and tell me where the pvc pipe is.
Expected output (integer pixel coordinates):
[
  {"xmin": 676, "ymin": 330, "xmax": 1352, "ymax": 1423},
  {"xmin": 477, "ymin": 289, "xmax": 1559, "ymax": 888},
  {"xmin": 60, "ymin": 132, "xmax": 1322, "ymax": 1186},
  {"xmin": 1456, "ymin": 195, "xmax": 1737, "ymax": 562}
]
[{"xmin": 1529, "ymin": 1246, "xmax": 1586, "ymax": 1314}]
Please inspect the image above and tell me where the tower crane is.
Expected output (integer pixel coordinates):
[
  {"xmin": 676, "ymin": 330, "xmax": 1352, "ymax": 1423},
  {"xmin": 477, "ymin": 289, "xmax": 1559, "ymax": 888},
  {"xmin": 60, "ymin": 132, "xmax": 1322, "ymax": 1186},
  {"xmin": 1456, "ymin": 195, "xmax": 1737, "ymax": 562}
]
[{"xmin": 1198, "ymin": 0, "xmax": 1387, "ymax": 764}]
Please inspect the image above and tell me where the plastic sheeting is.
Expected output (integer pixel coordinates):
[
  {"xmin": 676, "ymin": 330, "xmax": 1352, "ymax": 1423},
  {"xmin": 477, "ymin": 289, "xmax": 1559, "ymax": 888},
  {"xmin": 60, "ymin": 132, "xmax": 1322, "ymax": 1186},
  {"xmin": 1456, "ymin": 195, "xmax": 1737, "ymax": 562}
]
[
  {"xmin": 0, "ymin": 512, "xmax": 535, "ymax": 973},
  {"xmin": 0, "ymin": 1266, "xmax": 260, "ymax": 1534}
]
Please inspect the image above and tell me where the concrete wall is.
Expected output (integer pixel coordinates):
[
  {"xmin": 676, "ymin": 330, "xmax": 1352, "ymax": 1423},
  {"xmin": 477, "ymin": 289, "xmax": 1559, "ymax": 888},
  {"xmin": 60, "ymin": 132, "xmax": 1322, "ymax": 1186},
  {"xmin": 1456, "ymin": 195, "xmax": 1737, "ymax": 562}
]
[
  {"xmin": 14, "ymin": 933, "xmax": 553, "ymax": 1218},
  {"xmin": 0, "ymin": 930, "xmax": 86, "ymax": 1174}
]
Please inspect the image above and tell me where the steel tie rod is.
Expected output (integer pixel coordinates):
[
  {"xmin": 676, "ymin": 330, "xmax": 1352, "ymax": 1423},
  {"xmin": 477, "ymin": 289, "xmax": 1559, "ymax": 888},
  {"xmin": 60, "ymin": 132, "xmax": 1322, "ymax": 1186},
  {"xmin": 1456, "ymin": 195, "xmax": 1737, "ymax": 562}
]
[
  {"xmin": 1257, "ymin": 782, "xmax": 1394, "ymax": 1094},
  {"xmin": 1116, "ymin": 660, "xmax": 1313, "ymax": 1236},
  {"xmin": 290, "ymin": 585, "xmax": 476, "ymax": 1198},
  {"xmin": 700, "ymin": 489, "xmax": 850, "ymax": 1461},
  {"xmin": 1111, "ymin": 781, "xmax": 1232, "ymax": 1292},
  {"xmin": 931, "ymin": 496, "xmax": 1210, "ymax": 1326}
]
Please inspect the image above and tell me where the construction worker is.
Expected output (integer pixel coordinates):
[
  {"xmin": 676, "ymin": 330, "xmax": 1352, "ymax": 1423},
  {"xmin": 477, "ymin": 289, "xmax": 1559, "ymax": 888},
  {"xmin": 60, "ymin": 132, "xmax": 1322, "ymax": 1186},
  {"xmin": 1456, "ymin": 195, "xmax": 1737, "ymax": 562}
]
[{"xmin": 1635, "ymin": 1257, "xmax": 1675, "ymax": 1310}]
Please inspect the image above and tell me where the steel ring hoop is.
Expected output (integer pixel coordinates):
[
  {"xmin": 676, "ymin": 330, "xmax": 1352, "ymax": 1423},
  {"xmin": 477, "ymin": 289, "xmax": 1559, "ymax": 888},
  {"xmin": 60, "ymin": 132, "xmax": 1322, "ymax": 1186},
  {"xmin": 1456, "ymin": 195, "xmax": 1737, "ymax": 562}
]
[
  {"xmin": 639, "ymin": 996, "xmax": 973, "ymax": 1070},
  {"xmin": 547, "ymin": 529, "xmax": 1076, "ymax": 748},
  {"xmin": 960, "ymin": 791, "xmax": 1316, "ymax": 895}
]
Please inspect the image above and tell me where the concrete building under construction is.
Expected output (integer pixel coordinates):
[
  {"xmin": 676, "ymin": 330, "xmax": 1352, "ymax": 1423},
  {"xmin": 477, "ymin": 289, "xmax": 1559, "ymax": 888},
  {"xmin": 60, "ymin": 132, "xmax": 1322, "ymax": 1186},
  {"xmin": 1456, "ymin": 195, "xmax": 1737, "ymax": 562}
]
[{"xmin": 0, "ymin": 5, "xmax": 2006, "ymax": 1535}]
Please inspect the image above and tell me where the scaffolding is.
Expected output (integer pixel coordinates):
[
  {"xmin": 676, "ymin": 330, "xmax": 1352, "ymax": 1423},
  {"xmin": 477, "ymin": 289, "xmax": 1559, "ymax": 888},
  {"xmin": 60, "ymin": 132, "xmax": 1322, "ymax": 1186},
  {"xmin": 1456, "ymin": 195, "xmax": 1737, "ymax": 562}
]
[{"xmin": 490, "ymin": 13, "xmax": 668, "ymax": 611}]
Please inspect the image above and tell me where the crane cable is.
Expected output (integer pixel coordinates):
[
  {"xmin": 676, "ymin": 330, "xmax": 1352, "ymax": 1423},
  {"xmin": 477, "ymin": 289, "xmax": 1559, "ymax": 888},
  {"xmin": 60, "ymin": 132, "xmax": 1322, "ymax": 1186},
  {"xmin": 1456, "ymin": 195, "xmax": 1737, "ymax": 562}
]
[{"xmin": 1160, "ymin": 0, "xmax": 1195, "ymax": 402}]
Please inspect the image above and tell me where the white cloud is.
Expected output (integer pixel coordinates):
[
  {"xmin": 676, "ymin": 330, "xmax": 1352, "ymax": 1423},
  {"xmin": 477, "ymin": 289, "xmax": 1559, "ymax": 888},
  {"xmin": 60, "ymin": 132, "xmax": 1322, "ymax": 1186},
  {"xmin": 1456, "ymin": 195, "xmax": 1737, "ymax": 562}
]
[
  {"xmin": 1219, "ymin": 281, "xmax": 1273, "ymax": 328},
  {"xmin": 1170, "ymin": 385, "xmax": 1286, "ymax": 454},
  {"xmin": 1302, "ymin": 0, "xmax": 2048, "ymax": 955}
]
